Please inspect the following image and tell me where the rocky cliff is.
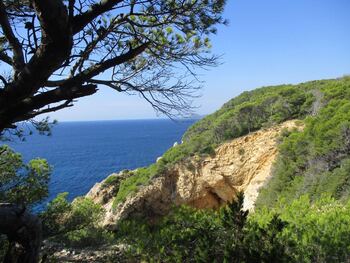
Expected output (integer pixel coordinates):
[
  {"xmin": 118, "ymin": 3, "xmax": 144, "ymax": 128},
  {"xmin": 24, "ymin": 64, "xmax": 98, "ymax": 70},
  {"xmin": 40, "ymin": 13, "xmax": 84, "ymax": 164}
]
[{"xmin": 87, "ymin": 120, "xmax": 302, "ymax": 229}]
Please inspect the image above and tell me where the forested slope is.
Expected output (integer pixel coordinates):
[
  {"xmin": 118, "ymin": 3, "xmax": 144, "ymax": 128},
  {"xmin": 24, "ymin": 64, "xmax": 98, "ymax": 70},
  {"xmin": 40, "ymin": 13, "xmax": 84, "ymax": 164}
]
[
  {"xmin": 256, "ymin": 77, "xmax": 350, "ymax": 207},
  {"xmin": 114, "ymin": 77, "xmax": 350, "ymax": 207}
]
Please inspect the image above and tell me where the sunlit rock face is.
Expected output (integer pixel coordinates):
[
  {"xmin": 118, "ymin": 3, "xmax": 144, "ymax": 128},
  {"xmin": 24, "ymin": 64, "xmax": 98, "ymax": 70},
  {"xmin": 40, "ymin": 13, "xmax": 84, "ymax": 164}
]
[{"xmin": 87, "ymin": 120, "xmax": 302, "ymax": 229}]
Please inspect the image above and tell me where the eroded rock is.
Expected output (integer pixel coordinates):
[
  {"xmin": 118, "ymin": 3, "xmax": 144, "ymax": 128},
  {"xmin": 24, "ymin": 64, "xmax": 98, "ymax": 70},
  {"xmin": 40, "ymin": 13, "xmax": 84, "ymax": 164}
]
[{"xmin": 87, "ymin": 120, "xmax": 303, "ymax": 229}]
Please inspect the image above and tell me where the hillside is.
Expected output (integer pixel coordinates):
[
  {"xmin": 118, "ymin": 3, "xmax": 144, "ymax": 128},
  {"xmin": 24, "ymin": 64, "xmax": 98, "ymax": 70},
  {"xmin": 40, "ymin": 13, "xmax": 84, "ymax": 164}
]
[
  {"xmin": 88, "ymin": 77, "xmax": 350, "ymax": 221},
  {"xmin": 42, "ymin": 76, "xmax": 350, "ymax": 262},
  {"xmin": 87, "ymin": 120, "xmax": 302, "ymax": 228}
]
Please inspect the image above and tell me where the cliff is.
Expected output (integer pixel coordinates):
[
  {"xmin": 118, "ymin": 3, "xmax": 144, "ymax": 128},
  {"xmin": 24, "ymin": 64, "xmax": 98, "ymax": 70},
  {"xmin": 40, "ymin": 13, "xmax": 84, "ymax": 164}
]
[{"xmin": 87, "ymin": 120, "xmax": 302, "ymax": 229}]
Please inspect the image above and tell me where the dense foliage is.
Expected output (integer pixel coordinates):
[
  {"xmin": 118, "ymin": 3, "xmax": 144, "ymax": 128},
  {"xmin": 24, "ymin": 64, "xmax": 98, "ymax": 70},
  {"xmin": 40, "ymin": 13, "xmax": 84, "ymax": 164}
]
[
  {"xmin": 253, "ymin": 195, "xmax": 350, "ymax": 262},
  {"xmin": 0, "ymin": 145, "xmax": 51, "ymax": 261},
  {"xmin": 257, "ymin": 77, "xmax": 350, "ymax": 207},
  {"xmin": 117, "ymin": 194, "xmax": 350, "ymax": 263},
  {"xmin": 41, "ymin": 193, "xmax": 114, "ymax": 248},
  {"xmin": 0, "ymin": 145, "xmax": 51, "ymax": 206},
  {"xmin": 117, "ymin": 194, "xmax": 288, "ymax": 263}
]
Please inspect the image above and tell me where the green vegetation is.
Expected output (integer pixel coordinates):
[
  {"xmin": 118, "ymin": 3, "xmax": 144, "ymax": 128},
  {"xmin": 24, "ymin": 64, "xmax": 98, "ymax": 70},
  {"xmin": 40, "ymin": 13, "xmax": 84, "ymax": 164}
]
[
  {"xmin": 253, "ymin": 195, "xmax": 350, "ymax": 262},
  {"xmin": 0, "ymin": 145, "xmax": 51, "ymax": 206},
  {"xmin": 112, "ymin": 163, "xmax": 169, "ymax": 207},
  {"xmin": 257, "ymin": 77, "xmax": 350, "ymax": 207},
  {"xmin": 111, "ymin": 80, "xmax": 317, "ymax": 205},
  {"xmin": 102, "ymin": 174, "xmax": 122, "ymax": 188},
  {"xmin": 41, "ymin": 193, "xmax": 115, "ymax": 248},
  {"xmin": 117, "ymin": 194, "xmax": 350, "ymax": 263},
  {"xmin": 117, "ymin": 193, "xmax": 284, "ymax": 263},
  {"xmin": 109, "ymin": 77, "xmax": 350, "ymax": 211},
  {"xmin": 112, "ymin": 77, "xmax": 350, "ymax": 211},
  {"xmin": 4, "ymin": 76, "xmax": 348, "ymax": 261},
  {"xmin": 0, "ymin": 145, "xmax": 51, "ymax": 261},
  {"xmin": 158, "ymin": 84, "xmax": 314, "ymax": 168},
  {"xmin": 104, "ymin": 77, "xmax": 350, "ymax": 262}
]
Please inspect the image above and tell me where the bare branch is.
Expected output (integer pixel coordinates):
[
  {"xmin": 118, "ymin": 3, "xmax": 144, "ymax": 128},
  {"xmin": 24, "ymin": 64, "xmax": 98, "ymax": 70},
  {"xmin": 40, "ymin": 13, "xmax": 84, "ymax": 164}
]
[
  {"xmin": 67, "ymin": 42, "xmax": 149, "ymax": 84},
  {"xmin": 25, "ymin": 100, "xmax": 74, "ymax": 119},
  {"xmin": 89, "ymin": 79, "xmax": 122, "ymax": 91}
]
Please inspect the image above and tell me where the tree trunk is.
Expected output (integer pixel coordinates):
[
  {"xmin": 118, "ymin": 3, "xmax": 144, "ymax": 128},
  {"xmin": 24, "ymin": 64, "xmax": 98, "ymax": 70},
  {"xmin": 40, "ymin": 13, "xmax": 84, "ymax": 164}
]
[{"xmin": 0, "ymin": 204, "xmax": 42, "ymax": 263}]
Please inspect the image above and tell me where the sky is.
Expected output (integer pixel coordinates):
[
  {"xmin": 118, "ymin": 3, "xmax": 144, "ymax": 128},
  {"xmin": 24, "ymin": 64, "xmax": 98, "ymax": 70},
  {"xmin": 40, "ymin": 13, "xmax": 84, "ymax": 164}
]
[{"xmin": 34, "ymin": 0, "xmax": 350, "ymax": 120}]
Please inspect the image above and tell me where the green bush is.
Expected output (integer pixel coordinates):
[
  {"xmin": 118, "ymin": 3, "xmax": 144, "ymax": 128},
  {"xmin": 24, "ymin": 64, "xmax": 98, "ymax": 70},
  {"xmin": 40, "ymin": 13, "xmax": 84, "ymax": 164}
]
[
  {"xmin": 112, "ymin": 164, "xmax": 161, "ymax": 208},
  {"xmin": 102, "ymin": 175, "xmax": 121, "ymax": 187},
  {"xmin": 117, "ymin": 193, "xmax": 291, "ymax": 263},
  {"xmin": 252, "ymin": 195, "xmax": 350, "ymax": 262},
  {"xmin": 117, "ymin": 194, "xmax": 350, "ymax": 262},
  {"xmin": 0, "ymin": 147, "xmax": 51, "ymax": 263},
  {"xmin": 41, "ymin": 193, "xmax": 115, "ymax": 248},
  {"xmin": 0, "ymin": 145, "xmax": 51, "ymax": 206},
  {"xmin": 42, "ymin": 192, "xmax": 72, "ymax": 237},
  {"xmin": 62, "ymin": 228, "xmax": 114, "ymax": 248}
]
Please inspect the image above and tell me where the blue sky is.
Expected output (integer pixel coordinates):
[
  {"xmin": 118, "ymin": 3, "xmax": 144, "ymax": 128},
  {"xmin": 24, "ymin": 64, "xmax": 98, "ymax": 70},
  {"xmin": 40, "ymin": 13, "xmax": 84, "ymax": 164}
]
[{"xmin": 42, "ymin": 0, "xmax": 350, "ymax": 120}]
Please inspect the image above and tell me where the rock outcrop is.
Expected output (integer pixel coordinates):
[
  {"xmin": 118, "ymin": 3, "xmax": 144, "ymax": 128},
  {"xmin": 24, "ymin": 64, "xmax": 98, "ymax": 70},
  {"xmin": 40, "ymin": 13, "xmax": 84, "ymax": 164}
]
[{"xmin": 87, "ymin": 120, "xmax": 302, "ymax": 229}]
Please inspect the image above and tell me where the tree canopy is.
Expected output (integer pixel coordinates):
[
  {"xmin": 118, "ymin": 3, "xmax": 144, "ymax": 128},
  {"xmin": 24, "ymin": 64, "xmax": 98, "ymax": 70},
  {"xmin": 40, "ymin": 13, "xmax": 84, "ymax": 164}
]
[
  {"xmin": 0, "ymin": 145, "xmax": 51, "ymax": 206},
  {"xmin": 0, "ymin": 0, "xmax": 227, "ymax": 134}
]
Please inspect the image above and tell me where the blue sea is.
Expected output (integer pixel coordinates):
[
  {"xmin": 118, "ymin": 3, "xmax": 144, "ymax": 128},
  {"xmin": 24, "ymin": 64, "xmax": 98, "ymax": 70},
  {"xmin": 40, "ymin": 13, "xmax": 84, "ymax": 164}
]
[{"xmin": 6, "ymin": 119, "xmax": 195, "ymax": 207}]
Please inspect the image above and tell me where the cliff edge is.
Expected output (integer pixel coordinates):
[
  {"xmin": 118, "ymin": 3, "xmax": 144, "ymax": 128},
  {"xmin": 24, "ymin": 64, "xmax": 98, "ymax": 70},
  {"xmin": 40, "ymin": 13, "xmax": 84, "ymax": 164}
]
[{"xmin": 87, "ymin": 120, "xmax": 302, "ymax": 229}]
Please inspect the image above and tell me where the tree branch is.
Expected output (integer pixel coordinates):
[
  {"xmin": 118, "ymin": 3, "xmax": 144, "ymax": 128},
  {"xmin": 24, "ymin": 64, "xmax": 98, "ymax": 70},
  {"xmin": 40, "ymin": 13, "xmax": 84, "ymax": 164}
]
[
  {"xmin": 0, "ymin": 0, "xmax": 72, "ymax": 108},
  {"xmin": 0, "ymin": 84, "xmax": 98, "ymax": 129},
  {"xmin": 0, "ymin": 1, "xmax": 25, "ymax": 73},
  {"xmin": 0, "ymin": 75, "xmax": 8, "ymax": 86},
  {"xmin": 67, "ymin": 42, "xmax": 149, "ymax": 84},
  {"xmin": 0, "ymin": 50, "xmax": 13, "ymax": 66},
  {"xmin": 89, "ymin": 79, "xmax": 122, "ymax": 91},
  {"xmin": 25, "ymin": 100, "xmax": 74, "ymax": 119},
  {"xmin": 72, "ymin": 0, "xmax": 124, "ymax": 34}
]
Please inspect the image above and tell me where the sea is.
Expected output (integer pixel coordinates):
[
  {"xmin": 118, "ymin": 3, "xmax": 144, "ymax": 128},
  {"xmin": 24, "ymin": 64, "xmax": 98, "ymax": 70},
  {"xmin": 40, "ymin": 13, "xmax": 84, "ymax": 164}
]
[{"xmin": 5, "ymin": 119, "xmax": 196, "ymax": 209}]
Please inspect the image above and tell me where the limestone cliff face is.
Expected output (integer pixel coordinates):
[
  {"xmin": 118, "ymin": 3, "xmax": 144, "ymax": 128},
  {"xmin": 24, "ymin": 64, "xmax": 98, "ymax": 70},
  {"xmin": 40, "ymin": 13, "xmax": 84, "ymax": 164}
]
[{"xmin": 87, "ymin": 120, "xmax": 302, "ymax": 229}]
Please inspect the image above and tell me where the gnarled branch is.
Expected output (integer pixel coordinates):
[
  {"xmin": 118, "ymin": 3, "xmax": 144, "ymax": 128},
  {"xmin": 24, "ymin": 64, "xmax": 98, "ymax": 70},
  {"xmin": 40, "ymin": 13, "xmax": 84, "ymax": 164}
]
[{"xmin": 0, "ymin": 1, "xmax": 25, "ymax": 73}]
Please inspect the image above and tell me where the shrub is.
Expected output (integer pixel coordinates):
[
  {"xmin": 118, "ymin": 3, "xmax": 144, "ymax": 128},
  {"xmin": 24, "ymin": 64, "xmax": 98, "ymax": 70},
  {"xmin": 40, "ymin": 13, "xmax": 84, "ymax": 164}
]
[
  {"xmin": 117, "ymin": 193, "xmax": 291, "ymax": 262},
  {"xmin": 0, "ymin": 145, "xmax": 51, "ymax": 206},
  {"xmin": 252, "ymin": 195, "xmax": 350, "ymax": 262},
  {"xmin": 112, "ymin": 164, "xmax": 160, "ymax": 208},
  {"xmin": 62, "ymin": 228, "xmax": 114, "ymax": 248},
  {"xmin": 117, "ymin": 194, "xmax": 350, "ymax": 262},
  {"xmin": 41, "ymin": 193, "xmax": 114, "ymax": 248}
]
